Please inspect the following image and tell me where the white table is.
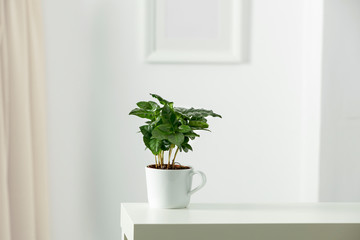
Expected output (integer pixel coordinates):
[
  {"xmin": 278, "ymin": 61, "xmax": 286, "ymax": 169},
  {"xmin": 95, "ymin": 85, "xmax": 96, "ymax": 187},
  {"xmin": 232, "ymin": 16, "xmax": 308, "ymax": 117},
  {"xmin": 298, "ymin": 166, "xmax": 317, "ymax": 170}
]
[{"xmin": 120, "ymin": 203, "xmax": 360, "ymax": 240}]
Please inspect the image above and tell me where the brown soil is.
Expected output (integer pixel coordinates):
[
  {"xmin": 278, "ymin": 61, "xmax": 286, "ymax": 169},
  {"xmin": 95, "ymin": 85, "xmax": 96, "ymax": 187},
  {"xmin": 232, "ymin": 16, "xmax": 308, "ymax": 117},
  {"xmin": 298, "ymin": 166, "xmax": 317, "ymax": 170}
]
[{"xmin": 147, "ymin": 164, "xmax": 190, "ymax": 170}]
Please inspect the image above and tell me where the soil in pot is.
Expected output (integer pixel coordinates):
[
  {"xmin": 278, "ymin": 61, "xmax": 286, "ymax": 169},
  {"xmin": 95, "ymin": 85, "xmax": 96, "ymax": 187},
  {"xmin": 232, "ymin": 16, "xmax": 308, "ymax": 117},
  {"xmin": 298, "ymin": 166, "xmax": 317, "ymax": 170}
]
[{"xmin": 147, "ymin": 164, "xmax": 190, "ymax": 170}]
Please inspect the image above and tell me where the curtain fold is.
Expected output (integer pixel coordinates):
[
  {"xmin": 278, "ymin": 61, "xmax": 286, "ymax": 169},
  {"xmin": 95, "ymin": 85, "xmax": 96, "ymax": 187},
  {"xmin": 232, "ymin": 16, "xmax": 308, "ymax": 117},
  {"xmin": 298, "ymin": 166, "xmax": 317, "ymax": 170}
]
[{"xmin": 0, "ymin": 0, "xmax": 49, "ymax": 240}]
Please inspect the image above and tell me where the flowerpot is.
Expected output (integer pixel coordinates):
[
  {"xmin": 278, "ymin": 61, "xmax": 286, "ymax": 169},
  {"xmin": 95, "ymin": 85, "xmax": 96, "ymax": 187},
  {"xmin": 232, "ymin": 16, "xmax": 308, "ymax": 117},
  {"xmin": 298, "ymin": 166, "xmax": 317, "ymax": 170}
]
[{"xmin": 145, "ymin": 165, "xmax": 207, "ymax": 209}]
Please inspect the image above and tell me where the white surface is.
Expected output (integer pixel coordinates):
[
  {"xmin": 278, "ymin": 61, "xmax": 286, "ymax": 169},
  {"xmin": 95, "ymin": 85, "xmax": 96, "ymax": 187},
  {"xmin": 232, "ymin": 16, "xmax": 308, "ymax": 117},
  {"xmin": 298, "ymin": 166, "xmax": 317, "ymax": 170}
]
[
  {"xmin": 145, "ymin": 0, "xmax": 244, "ymax": 62},
  {"xmin": 121, "ymin": 203, "xmax": 360, "ymax": 224},
  {"xmin": 320, "ymin": 0, "xmax": 360, "ymax": 201}
]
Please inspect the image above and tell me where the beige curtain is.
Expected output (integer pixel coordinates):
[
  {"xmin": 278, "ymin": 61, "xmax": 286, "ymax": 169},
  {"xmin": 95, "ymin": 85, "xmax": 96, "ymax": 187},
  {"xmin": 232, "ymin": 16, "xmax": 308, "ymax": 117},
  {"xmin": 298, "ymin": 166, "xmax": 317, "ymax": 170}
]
[{"xmin": 0, "ymin": 0, "xmax": 49, "ymax": 240}]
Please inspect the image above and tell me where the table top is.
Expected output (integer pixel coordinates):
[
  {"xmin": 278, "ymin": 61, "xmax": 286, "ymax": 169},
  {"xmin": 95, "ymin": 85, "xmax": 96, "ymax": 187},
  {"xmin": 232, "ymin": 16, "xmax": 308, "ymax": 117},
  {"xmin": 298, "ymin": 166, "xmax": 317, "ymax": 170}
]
[{"xmin": 121, "ymin": 203, "xmax": 360, "ymax": 224}]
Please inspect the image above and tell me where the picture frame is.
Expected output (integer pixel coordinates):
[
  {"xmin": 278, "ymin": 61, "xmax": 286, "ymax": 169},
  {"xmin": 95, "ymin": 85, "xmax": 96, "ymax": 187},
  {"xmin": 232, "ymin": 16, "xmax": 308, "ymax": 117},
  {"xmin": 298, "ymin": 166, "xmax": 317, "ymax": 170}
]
[{"xmin": 145, "ymin": 0, "xmax": 245, "ymax": 63}]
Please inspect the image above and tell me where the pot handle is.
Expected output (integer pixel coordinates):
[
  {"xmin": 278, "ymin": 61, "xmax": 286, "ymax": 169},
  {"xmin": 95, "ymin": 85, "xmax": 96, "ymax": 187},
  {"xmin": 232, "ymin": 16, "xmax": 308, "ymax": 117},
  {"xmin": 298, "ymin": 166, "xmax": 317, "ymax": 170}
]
[{"xmin": 189, "ymin": 170, "xmax": 207, "ymax": 196}]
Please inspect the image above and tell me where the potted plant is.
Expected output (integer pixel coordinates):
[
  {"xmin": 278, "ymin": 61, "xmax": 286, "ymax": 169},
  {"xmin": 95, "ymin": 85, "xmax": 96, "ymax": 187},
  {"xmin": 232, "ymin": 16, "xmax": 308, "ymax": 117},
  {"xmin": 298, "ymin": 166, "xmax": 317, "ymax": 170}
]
[{"xmin": 129, "ymin": 94, "xmax": 221, "ymax": 208}]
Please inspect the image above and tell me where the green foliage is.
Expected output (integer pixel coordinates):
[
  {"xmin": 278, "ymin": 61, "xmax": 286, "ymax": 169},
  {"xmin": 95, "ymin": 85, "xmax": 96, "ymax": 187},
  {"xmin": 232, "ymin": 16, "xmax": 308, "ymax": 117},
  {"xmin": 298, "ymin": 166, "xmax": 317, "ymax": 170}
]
[{"xmin": 129, "ymin": 93, "xmax": 221, "ymax": 168}]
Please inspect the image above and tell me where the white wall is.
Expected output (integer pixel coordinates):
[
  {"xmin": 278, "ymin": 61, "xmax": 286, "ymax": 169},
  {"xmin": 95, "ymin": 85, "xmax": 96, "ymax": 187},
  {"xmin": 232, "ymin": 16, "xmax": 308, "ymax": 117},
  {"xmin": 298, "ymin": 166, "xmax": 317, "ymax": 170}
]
[
  {"xmin": 320, "ymin": 0, "xmax": 360, "ymax": 201},
  {"xmin": 43, "ymin": 1, "xmax": 321, "ymax": 240}
]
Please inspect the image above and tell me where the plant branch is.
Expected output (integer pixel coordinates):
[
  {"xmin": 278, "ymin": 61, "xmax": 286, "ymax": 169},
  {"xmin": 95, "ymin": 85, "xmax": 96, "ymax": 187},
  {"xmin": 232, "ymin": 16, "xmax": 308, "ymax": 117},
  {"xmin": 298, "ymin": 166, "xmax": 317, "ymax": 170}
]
[
  {"xmin": 171, "ymin": 147, "xmax": 180, "ymax": 169},
  {"xmin": 158, "ymin": 153, "xmax": 162, "ymax": 168},
  {"xmin": 161, "ymin": 151, "xmax": 164, "ymax": 168},
  {"xmin": 167, "ymin": 147, "xmax": 173, "ymax": 169}
]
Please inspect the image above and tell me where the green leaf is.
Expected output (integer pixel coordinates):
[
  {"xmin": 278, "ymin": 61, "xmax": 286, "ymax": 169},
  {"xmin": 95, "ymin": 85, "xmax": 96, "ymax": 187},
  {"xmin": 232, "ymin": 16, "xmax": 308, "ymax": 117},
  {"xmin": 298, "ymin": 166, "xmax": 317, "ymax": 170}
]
[
  {"xmin": 184, "ymin": 131, "xmax": 200, "ymax": 138},
  {"xmin": 150, "ymin": 93, "xmax": 173, "ymax": 106},
  {"xmin": 156, "ymin": 123, "xmax": 174, "ymax": 133},
  {"xmin": 152, "ymin": 124, "xmax": 172, "ymax": 140},
  {"xmin": 143, "ymin": 136, "xmax": 151, "ymax": 149},
  {"xmin": 178, "ymin": 125, "xmax": 192, "ymax": 133},
  {"xmin": 149, "ymin": 138, "xmax": 162, "ymax": 155},
  {"xmin": 129, "ymin": 108, "xmax": 155, "ymax": 120},
  {"xmin": 161, "ymin": 105, "xmax": 177, "ymax": 125},
  {"xmin": 137, "ymin": 101, "xmax": 151, "ymax": 110},
  {"xmin": 136, "ymin": 101, "xmax": 159, "ymax": 111},
  {"xmin": 178, "ymin": 117, "xmax": 187, "ymax": 125},
  {"xmin": 191, "ymin": 127, "xmax": 211, "ymax": 132},
  {"xmin": 151, "ymin": 129, "xmax": 167, "ymax": 140},
  {"xmin": 161, "ymin": 140, "xmax": 171, "ymax": 151},
  {"xmin": 149, "ymin": 116, "xmax": 161, "ymax": 127},
  {"xmin": 190, "ymin": 117, "xmax": 207, "ymax": 122},
  {"xmin": 189, "ymin": 120, "xmax": 209, "ymax": 128},
  {"xmin": 167, "ymin": 132, "xmax": 184, "ymax": 147},
  {"xmin": 149, "ymin": 101, "xmax": 160, "ymax": 110},
  {"xmin": 181, "ymin": 143, "xmax": 193, "ymax": 153},
  {"xmin": 175, "ymin": 107, "xmax": 222, "ymax": 118},
  {"xmin": 139, "ymin": 125, "xmax": 152, "ymax": 137}
]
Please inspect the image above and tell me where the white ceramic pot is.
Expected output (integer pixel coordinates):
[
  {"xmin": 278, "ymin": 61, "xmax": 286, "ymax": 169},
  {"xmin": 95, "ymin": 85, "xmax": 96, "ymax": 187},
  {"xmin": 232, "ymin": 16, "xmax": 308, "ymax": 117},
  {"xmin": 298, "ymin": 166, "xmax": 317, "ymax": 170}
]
[{"xmin": 145, "ymin": 166, "xmax": 206, "ymax": 209}]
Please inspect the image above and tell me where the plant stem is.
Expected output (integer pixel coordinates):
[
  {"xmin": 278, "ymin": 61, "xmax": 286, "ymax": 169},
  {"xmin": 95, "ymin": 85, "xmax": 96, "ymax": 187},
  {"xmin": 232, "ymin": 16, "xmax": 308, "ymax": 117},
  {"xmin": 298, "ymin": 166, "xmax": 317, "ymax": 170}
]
[
  {"xmin": 167, "ymin": 147, "xmax": 173, "ymax": 169},
  {"xmin": 162, "ymin": 151, "xmax": 164, "ymax": 167},
  {"xmin": 155, "ymin": 155, "xmax": 158, "ymax": 168},
  {"xmin": 158, "ymin": 153, "xmax": 162, "ymax": 168},
  {"xmin": 161, "ymin": 151, "xmax": 163, "ymax": 167},
  {"xmin": 159, "ymin": 151, "xmax": 164, "ymax": 168},
  {"xmin": 171, "ymin": 147, "xmax": 179, "ymax": 169}
]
